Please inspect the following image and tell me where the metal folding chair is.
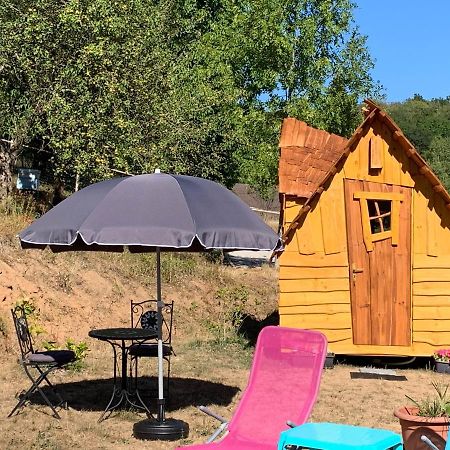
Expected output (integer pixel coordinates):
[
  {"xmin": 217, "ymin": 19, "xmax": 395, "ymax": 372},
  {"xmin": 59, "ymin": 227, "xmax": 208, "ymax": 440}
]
[
  {"xmin": 129, "ymin": 299, "xmax": 175, "ymax": 400},
  {"xmin": 8, "ymin": 305, "xmax": 75, "ymax": 419}
]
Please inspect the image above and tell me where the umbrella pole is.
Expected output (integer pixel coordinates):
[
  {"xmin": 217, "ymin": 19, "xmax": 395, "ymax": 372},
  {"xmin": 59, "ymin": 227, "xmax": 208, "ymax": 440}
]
[
  {"xmin": 132, "ymin": 248, "xmax": 188, "ymax": 441},
  {"xmin": 156, "ymin": 247, "xmax": 165, "ymax": 422}
]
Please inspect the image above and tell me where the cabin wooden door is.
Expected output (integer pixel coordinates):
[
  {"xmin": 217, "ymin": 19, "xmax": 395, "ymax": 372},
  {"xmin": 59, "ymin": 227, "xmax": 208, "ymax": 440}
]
[{"xmin": 344, "ymin": 180, "xmax": 411, "ymax": 346}]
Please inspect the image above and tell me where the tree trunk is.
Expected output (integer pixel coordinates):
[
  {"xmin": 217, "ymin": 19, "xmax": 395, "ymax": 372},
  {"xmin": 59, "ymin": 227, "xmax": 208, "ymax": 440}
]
[
  {"xmin": 52, "ymin": 179, "xmax": 66, "ymax": 206},
  {"xmin": 0, "ymin": 141, "xmax": 14, "ymax": 201}
]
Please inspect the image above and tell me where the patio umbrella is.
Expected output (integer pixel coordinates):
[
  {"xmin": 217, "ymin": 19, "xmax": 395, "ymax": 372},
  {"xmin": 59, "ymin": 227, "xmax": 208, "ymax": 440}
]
[{"xmin": 19, "ymin": 172, "xmax": 282, "ymax": 438}]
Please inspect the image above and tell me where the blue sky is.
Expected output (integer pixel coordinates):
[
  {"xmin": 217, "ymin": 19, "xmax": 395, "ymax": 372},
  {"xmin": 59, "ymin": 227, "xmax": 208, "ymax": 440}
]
[{"xmin": 354, "ymin": 1, "xmax": 450, "ymax": 103}]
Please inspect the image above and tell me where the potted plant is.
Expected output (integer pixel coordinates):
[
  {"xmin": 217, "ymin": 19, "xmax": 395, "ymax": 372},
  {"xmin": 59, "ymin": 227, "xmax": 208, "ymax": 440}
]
[
  {"xmin": 324, "ymin": 351, "xmax": 335, "ymax": 369},
  {"xmin": 394, "ymin": 382, "xmax": 450, "ymax": 450},
  {"xmin": 433, "ymin": 349, "xmax": 450, "ymax": 374}
]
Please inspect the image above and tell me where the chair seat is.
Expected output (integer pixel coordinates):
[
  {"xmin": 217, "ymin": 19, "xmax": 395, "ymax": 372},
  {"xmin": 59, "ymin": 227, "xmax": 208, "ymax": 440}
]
[
  {"xmin": 27, "ymin": 350, "xmax": 76, "ymax": 365},
  {"xmin": 129, "ymin": 343, "xmax": 172, "ymax": 357},
  {"xmin": 278, "ymin": 423, "xmax": 403, "ymax": 450}
]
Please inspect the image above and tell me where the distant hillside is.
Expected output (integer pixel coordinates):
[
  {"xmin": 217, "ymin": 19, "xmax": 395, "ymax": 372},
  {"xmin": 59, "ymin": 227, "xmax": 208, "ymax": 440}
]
[{"xmin": 387, "ymin": 95, "xmax": 450, "ymax": 190}]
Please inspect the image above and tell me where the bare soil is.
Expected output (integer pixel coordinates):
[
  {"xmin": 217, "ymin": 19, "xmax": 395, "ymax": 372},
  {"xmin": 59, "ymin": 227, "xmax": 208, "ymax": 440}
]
[{"xmin": 0, "ymin": 222, "xmax": 446, "ymax": 449}]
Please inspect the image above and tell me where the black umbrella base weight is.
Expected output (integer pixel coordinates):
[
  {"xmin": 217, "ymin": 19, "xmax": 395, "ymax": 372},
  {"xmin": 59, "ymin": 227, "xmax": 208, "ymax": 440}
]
[{"xmin": 133, "ymin": 418, "xmax": 189, "ymax": 441}]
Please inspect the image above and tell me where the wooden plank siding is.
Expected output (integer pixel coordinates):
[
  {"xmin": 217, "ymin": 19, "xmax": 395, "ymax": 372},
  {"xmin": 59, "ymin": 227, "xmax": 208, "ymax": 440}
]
[
  {"xmin": 343, "ymin": 123, "xmax": 415, "ymax": 188},
  {"xmin": 279, "ymin": 116, "xmax": 450, "ymax": 356}
]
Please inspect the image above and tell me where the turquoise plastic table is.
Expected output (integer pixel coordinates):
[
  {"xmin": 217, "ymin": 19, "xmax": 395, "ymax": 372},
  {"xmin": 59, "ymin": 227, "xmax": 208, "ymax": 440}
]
[{"xmin": 278, "ymin": 423, "xmax": 402, "ymax": 450}]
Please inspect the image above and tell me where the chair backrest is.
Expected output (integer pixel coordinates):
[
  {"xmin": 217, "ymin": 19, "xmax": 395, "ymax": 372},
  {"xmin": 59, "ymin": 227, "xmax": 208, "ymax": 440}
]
[
  {"xmin": 11, "ymin": 305, "xmax": 35, "ymax": 358},
  {"xmin": 130, "ymin": 299, "xmax": 174, "ymax": 344},
  {"xmin": 227, "ymin": 326, "xmax": 327, "ymax": 445}
]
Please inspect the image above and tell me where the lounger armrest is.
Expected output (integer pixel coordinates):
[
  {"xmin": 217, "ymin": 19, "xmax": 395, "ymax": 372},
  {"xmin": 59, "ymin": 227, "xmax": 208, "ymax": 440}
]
[
  {"xmin": 198, "ymin": 405, "xmax": 229, "ymax": 443},
  {"xmin": 421, "ymin": 435, "xmax": 440, "ymax": 450},
  {"xmin": 198, "ymin": 405, "xmax": 227, "ymax": 423}
]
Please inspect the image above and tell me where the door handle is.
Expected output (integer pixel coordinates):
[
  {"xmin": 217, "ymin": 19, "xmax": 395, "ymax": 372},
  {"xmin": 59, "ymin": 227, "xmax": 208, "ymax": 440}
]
[{"xmin": 352, "ymin": 263, "xmax": 364, "ymax": 281}]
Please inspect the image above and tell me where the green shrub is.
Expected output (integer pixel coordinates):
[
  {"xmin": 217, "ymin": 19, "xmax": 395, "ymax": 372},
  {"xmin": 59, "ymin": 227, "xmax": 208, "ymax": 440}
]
[
  {"xmin": 15, "ymin": 298, "xmax": 46, "ymax": 336},
  {"xmin": 204, "ymin": 285, "xmax": 250, "ymax": 344},
  {"xmin": 43, "ymin": 339, "xmax": 90, "ymax": 372}
]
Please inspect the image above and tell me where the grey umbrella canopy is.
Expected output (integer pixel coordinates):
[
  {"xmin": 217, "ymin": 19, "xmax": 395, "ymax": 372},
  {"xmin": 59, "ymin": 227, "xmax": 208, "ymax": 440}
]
[
  {"xmin": 19, "ymin": 172, "xmax": 282, "ymax": 438},
  {"xmin": 20, "ymin": 173, "xmax": 282, "ymax": 252}
]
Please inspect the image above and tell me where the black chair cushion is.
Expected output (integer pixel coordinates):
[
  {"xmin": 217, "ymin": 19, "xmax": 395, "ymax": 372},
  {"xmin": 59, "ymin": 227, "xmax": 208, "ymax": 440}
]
[
  {"xmin": 27, "ymin": 350, "xmax": 76, "ymax": 365},
  {"xmin": 129, "ymin": 343, "xmax": 172, "ymax": 357}
]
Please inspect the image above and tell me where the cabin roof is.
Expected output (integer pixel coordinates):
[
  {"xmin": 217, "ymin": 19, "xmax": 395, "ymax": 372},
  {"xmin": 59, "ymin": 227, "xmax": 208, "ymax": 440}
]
[
  {"xmin": 278, "ymin": 119, "xmax": 348, "ymax": 198},
  {"xmin": 279, "ymin": 99, "xmax": 450, "ymax": 239}
]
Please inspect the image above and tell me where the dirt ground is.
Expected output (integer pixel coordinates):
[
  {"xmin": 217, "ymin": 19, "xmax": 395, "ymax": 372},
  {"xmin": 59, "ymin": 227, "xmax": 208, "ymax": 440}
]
[{"xmin": 0, "ymin": 235, "xmax": 447, "ymax": 449}]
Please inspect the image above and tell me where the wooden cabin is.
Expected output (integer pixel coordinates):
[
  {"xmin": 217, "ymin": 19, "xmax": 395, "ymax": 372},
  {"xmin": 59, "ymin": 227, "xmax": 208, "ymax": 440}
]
[{"xmin": 278, "ymin": 99, "xmax": 450, "ymax": 357}]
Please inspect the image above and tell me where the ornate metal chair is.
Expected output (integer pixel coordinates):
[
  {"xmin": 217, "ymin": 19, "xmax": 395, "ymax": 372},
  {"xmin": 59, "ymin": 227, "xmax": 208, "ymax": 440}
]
[
  {"xmin": 129, "ymin": 299, "xmax": 175, "ymax": 400},
  {"xmin": 9, "ymin": 305, "xmax": 75, "ymax": 419}
]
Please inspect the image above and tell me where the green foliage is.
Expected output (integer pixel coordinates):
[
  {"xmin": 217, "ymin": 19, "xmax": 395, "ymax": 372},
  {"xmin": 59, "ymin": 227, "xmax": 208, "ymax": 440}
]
[
  {"xmin": 387, "ymin": 96, "xmax": 450, "ymax": 191},
  {"xmin": 15, "ymin": 297, "xmax": 46, "ymax": 336},
  {"xmin": 42, "ymin": 340, "xmax": 58, "ymax": 351},
  {"xmin": 66, "ymin": 339, "xmax": 89, "ymax": 365},
  {"xmin": 406, "ymin": 382, "xmax": 450, "ymax": 417},
  {"xmin": 43, "ymin": 338, "xmax": 89, "ymax": 372},
  {"xmin": 0, "ymin": 0, "xmax": 379, "ymax": 198},
  {"xmin": 204, "ymin": 285, "xmax": 250, "ymax": 344}
]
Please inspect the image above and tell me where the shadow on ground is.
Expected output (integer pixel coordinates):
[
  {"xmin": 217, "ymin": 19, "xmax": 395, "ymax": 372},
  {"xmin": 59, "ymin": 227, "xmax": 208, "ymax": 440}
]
[
  {"xmin": 335, "ymin": 355, "xmax": 432, "ymax": 370},
  {"xmin": 237, "ymin": 310, "xmax": 279, "ymax": 345},
  {"xmin": 23, "ymin": 376, "xmax": 239, "ymax": 414}
]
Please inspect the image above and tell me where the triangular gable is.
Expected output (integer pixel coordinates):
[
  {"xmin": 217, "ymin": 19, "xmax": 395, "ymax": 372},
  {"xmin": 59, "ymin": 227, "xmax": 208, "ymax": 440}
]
[{"xmin": 279, "ymin": 99, "xmax": 450, "ymax": 241}]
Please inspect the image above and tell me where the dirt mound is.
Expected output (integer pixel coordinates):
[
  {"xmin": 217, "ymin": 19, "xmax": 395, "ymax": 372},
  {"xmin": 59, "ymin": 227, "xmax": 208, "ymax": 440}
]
[{"xmin": 0, "ymin": 233, "xmax": 279, "ymax": 353}]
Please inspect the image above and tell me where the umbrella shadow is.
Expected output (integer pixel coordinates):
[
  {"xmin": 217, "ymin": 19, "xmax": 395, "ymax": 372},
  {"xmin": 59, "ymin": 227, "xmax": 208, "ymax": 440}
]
[{"xmin": 26, "ymin": 376, "xmax": 240, "ymax": 413}]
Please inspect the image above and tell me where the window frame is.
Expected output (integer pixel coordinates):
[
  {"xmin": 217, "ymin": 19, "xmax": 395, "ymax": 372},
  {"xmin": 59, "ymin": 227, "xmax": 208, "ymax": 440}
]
[{"xmin": 353, "ymin": 191, "xmax": 404, "ymax": 252}]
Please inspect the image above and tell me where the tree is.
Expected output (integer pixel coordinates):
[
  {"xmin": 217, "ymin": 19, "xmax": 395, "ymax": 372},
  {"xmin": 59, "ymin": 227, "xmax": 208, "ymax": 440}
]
[
  {"xmin": 388, "ymin": 96, "xmax": 450, "ymax": 191},
  {"xmin": 0, "ymin": 0, "xmax": 178, "ymax": 196},
  {"xmin": 0, "ymin": 0, "xmax": 379, "ymax": 199}
]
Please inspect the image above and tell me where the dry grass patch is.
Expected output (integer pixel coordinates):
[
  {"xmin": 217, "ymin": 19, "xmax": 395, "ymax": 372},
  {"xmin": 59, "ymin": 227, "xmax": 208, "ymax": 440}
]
[{"xmin": 1, "ymin": 341, "xmax": 448, "ymax": 449}]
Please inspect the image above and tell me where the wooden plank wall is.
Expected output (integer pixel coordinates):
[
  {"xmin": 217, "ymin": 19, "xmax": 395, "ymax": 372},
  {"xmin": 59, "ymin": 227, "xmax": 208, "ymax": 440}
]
[
  {"xmin": 412, "ymin": 174, "xmax": 450, "ymax": 352},
  {"xmin": 279, "ymin": 119, "xmax": 450, "ymax": 356},
  {"xmin": 279, "ymin": 170, "xmax": 353, "ymax": 348}
]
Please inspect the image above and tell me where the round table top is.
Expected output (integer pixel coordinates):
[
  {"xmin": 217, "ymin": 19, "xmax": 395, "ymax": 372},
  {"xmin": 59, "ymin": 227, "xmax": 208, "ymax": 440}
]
[{"xmin": 88, "ymin": 327, "xmax": 157, "ymax": 341}]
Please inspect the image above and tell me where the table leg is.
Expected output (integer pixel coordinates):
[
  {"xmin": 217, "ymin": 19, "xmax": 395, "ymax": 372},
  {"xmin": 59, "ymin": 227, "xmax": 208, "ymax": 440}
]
[
  {"xmin": 97, "ymin": 339, "xmax": 152, "ymax": 422},
  {"xmin": 98, "ymin": 342, "xmax": 122, "ymax": 422}
]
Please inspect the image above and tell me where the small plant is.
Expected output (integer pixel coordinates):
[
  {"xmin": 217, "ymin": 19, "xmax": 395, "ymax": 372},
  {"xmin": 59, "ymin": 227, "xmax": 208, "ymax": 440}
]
[
  {"xmin": 66, "ymin": 339, "xmax": 89, "ymax": 361},
  {"xmin": 15, "ymin": 298, "xmax": 46, "ymax": 336},
  {"xmin": 433, "ymin": 349, "xmax": 450, "ymax": 363},
  {"xmin": 43, "ymin": 339, "xmax": 89, "ymax": 372},
  {"xmin": 55, "ymin": 271, "xmax": 73, "ymax": 293},
  {"xmin": 65, "ymin": 339, "xmax": 89, "ymax": 371},
  {"xmin": 42, "ymin": 341, "xmax": 59, "ymax": 351},
  {"xmin": 405, "ymin": 382, "xmax": 450, "ymax": 417},
  {"xmin": 206, "ymin": 285, "xmax": 250, "ymax": 344}
]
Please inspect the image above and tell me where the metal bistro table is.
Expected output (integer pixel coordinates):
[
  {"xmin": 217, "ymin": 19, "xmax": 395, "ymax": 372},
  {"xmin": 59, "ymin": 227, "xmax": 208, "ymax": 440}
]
[{"xmin": 89, "ymin": 327, "xmax": 156, "ymax": 421}]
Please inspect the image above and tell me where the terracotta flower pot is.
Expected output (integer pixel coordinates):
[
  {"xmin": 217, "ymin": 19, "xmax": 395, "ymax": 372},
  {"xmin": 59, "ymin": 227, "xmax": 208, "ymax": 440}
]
[{"xmin": 394, "ymin": 406, "xmax": 449, "ymax": 450}]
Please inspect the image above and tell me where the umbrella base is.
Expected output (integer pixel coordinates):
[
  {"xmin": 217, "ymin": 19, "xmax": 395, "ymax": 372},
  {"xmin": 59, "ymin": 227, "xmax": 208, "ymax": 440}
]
[{"xmin": 133, "ymin": 418, "xmax": 189, "ymax": 441}]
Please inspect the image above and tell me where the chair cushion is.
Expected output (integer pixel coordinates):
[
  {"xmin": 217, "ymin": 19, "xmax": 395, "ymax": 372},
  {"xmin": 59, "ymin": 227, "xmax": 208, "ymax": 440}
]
[
  {"xmin": 129, "ymin": 343, "xmax": 172, "ymax": 357},
  {"xmin": 27, "ymin": 350, "xmax": 76, "ymax": 365}
]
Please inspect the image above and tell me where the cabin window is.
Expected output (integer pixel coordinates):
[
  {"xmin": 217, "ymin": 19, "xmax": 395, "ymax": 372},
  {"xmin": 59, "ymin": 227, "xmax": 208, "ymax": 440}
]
[
  {"xmin": 368, "ymin": 200, "xmax": 391, "ymax": 234},
  {"xmin": 353, "ymin": 191, "xmax": 404, "ymax": 252}
]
